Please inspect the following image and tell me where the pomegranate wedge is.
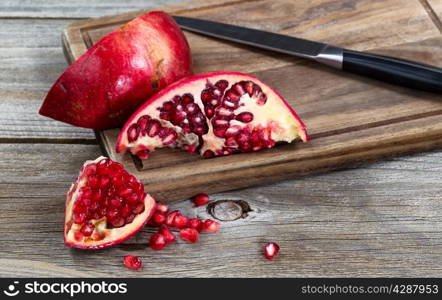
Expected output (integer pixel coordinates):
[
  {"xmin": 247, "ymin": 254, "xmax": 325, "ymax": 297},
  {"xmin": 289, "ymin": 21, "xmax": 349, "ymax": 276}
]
[
  {"xmin": 39, "ymin": 11, "xmax": 192, "ymax": 129},
  {"xmin": 64, "ymin": 157, "xmax": 156, "ymax": 249},
  {"xmin": 116, "ymin": 72, "xmax": 308, "ymax": 158}
]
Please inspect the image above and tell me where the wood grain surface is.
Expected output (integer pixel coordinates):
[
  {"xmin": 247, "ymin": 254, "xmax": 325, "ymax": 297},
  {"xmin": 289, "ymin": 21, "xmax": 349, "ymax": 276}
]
[
  {"xmin": 1, "ymin": 0, "xmax": 442, "ymax": 277},
  {"xmin": 64, "ymin": 0, "xmax": 442, "ymax": 201}
]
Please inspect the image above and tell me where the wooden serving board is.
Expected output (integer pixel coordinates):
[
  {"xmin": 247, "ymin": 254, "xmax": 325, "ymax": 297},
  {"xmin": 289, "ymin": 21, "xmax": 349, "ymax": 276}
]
[{"xmin": 62, "ymin": 0, "xmax": 442, "ymax": 202}]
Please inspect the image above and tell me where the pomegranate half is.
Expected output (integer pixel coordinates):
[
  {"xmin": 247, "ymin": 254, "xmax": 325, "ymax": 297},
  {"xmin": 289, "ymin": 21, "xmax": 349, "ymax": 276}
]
[
  {"xmin": 64, "ymin": 157, "xmax": 156, "ymax": 249},
  {"xmin": 116, "ymin": 72, "xmax": 308, "ymax": 158},
  {"xmin": 39, "ymin": 11, "xmax": 192, "ymax": 129}
]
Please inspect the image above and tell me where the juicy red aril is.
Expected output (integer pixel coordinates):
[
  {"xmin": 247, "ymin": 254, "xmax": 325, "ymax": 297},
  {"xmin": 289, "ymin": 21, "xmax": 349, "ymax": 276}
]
[
  {"xmin": 192, "ymin": 193, "xmax": 209, "ymax": 207},
  {"xmin": 165, "ymin": 210, "xmax": 180, "ymax": 227},
  {"xmin": 159, "ymin": 226, "xmax": 176, "ymax": 243},
  {"xmin": 149, "ymin": 233, "xmax": 166, "ymax": 250},
  {"xmin": 236, "ymin": 112, "xmax": 253, "ymax": 123},
  {"xmin": 264, "ymin": 242, "xmax": 280, "ymax": 260},
  {"xmin": 189, "ymin": 218, "xmax": 203, "ymax": 232},
  {"xmin": 202, "ymin": 219, "xmax": 220, "ymax": 233},
  {"xmin": 156, "ymin": 203, "xmax": 170, "ymax": 214},
  {"xmin": 149, "ymin": 212, "xmax": 166, "ymax": 226},
  {"xmin": 179, "ymin": 228, "xmax": 199, "ymax": 243},
  {"xmin": 123, "ymin": 255, "xmax": 142, "ymax": 270},
  {"xmin": 173, "ymin": 214, "xmax": 189, "ymax": 229},
  {"xmin": 71, "ymin": 158, "xmax": 145, "ymax": 229},
  {"xmin": 80, "ymin": 223, "xmax": 95, "ymax": 236}
]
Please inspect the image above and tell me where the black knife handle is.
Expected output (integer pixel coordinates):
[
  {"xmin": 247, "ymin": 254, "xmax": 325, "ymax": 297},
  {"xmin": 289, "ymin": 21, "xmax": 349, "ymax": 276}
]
[{"xmin": 342, "ymin": 49, "xmax": 442, "ymax": 93}]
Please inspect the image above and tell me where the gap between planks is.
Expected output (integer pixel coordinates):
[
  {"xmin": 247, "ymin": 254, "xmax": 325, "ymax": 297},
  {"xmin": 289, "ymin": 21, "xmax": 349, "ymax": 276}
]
[{"xmin": 419, "ymin": 0, "xmax": 442, "ymax": 33}]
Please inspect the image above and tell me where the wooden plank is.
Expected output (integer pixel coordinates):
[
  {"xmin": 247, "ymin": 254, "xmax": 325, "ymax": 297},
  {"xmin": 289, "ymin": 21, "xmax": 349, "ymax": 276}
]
[
  {"xmin": 0, "ymin": 0, "xmax": 183, "ymax": 18},
  {"xmin": 0, "ymin": 19, "xmax": 96, "ymax": 141},
  {"xmin": 0, "ymin": 143, "xmax": 441, "ymax": 277},
  {"xmin": 63, "ymin": 0, "xmax": 442, "ymax": 201},
  {"xmin": 0, "ymin": 0, "xmax": 247, "ymax": 19}
]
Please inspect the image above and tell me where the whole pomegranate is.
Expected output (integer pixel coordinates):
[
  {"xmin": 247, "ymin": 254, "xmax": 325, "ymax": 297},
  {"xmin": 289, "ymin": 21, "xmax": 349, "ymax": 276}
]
[
  {"xmin": 116, "ymin": 72, "xmax": 308, "ymax": 158},
  {"xmin": 64, "ymin": 157, "xmax": 156, "ymax": 249},
  {"xmin": 39, "ymin": 11, "xmax": 192, "ymax": 129}
]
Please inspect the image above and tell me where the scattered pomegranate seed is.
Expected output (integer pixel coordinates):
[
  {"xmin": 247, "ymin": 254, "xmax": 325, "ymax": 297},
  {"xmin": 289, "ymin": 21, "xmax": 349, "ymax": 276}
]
[
  {"xmin": 179, "ymin": 228, "xmax": 199, "ymax": 243},
  {"xmin": 156, "ymin": 203, "xmax": 170, "ymax": 214},
  {"xmin": 192, "ymin": 193, "xmax": 209, "ymax": 207},
  {"xmin": 149, "ymin": 233, "xmax": 167, "ymax": 250},
  {"xmin": 149, "ymin": 211, "xmax": 166, "ymax": 226},
  {"xmin": 159, "ymin": 225, "xmax": 176, "ymax": 243},
  {"xmin": 123, "ymin": 255, "xmax": 142, "ymax": 270},
  {"xmin": 263, "ymin": 242, "xmax": 280, "ymax": 260},
  {"xmin": 189, "ymin": 218, "xmax": 204, "ymax": 232},
  {"xmin": 165, "ymin": 210, "xmax": 180, "ymax": 227},
  {"xmin": 173, "ymin": 214, "xmax": 189, "ymax": 229},
  {"xmin": 202, "ymin": 219, "xmax": 220, "ymax": 233}
]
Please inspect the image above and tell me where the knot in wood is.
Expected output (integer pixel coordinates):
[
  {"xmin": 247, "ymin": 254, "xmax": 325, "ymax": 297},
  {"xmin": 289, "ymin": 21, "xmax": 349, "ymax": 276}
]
[{"xmin": 207, "ymin": 200, "xmax": 252, "ymax": 221}]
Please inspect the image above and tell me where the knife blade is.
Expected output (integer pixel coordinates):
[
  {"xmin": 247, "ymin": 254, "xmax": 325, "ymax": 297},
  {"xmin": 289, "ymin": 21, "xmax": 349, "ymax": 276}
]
[{"xmin": 173, "ymin": 16, "xmax": 442, "ymax": 93}]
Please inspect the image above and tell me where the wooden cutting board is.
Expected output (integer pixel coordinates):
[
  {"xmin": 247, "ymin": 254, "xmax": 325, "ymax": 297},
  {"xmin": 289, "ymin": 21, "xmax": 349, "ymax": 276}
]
[{"xmin": 62, "ymin": 0, "xmax": 442, "ymax": 202}]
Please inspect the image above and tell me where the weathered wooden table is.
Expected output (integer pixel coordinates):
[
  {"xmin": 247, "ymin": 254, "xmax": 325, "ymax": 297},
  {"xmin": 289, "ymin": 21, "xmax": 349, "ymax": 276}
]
[{"xmin": 1, "ymin": 0, "xmax": 442, "ymax": 277}]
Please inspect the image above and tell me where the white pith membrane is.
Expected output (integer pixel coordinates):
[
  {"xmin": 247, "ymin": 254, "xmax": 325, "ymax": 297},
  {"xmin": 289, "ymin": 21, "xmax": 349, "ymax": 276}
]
[
  {"xmin": 64, "ymin": 156, "xmax": 155, "ymax": 249},
  {"xmin": 118, "ymin": 73, "xmax": 307, "ymax": 158}
]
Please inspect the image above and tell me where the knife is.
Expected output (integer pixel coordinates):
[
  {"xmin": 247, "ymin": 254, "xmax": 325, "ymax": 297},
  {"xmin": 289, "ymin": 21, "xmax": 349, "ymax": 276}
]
[{"xmin": 173, "ymin": 16, "xmax": 442, "ymax": 93}]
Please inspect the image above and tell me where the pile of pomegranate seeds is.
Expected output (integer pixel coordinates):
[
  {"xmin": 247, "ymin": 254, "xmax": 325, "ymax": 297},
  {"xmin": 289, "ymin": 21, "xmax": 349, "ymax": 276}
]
[
  {"xmin": 73, "ymin": 158, "xmax": 145, "ymax": 232},
  {"xmin": 120, "ymin": 193, "xmax": 281, "ymax": 270},
  {"xmin": 123, "ymin": 255, "xmax": 143, "ymax": 270},
  {"xmin": 147, "ymin": 202, "xmax": 220, "ymax": 250},
  {"xmin": 263, "ymin": 242, "xmax": 280, "ymax": 260}
]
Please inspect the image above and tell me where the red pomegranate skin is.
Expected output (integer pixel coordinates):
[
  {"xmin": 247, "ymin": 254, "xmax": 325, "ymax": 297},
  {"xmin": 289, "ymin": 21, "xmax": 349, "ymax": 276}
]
[{"xmin": 39, "ymin": 11, "xmax": 192, "ymax": 129}]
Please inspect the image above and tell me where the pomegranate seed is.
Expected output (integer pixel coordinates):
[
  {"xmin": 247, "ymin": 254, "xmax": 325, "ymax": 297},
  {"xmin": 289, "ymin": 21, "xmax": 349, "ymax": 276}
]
[
  {"xmin": 149, "ymin": 233, "xmax": 166, "ymax": 250},
  {"xmin": 123, "ymin": 255, "xmax": 142, "ymax": 270},
  {"xmin": 189, "ymin": 218, "xmax": 203, "ymax": 232},
  {"xmin": 136, "ymin": 149, "xmax": 150, "ymax": 159},
  {"xmin": 118, "ymin": 187, "xmax": 133, "ymax": 197},
  {"xmin": 88, "ymin": 175, "xmax": 100, "ymax": 188},
  {"xmin": 179, "ymin": 228, "xmax": 199, "ymax": 243},
  {"xmin": 202, "ymin": 219, "xmax": 220, "ymax": 233},
  {"xmin": 150, "ymin": 212, "xmax": 166, "ymax": 226},
  {"xmin": 125, "ymin": 193, "xmax": 139, "ymax": 205},
  {"xmin": 173, "ymin": 214, "xmax": 189, "ymax": 229},
  {"xmin": 99, "ymin": 176, "xmax": 110, "ymax": 188},
  {"xmin": 159, "ymin": 226, "xmax": 176, "ymax": 243},
  {"xmin": 235, "ymin": 112, "xmax": 254, "ymax": 123},
  {"xmin": 120, "ymin": 205, "xmax": 131, "ymax": 218},
  {"xmin": 83, "ymin": 164, "xmax": 97, "ymax": 176},
  {"xmin": 192, "ymin": 193, "xmax": 209, "ymax": 207},
  {"xmin": 165, "ymin": 210, "xmax": 180, "ymax": 227},
  {"xmin": 125, "ymin": 214, "xmax": 136, "ymax": 224},
  {"xmin": 111, "ymin": 174, "xmax": 125, "ymax": 186},
  {"xmin": 73, "ymin": 213, "xmax": 86, "ymax": 224},
  {"xmin": 91, "ymin": 189, "xmax": 103, "ymax": 202},
  {"xmin": 156, "ymin": 203, "xmax": 170, "ymax": 214},
  {"xmin": 110, "ymin": 197, "xmax": 123, "ymax": 207},
  {"xmin": 80, "ymin": 223, "xmax": 95, "ymax": 236},
  {"xmin": 110, "ymin": 217, "xmax": 125, "ymax": 228},
  {"xmin": 132, "ymin": 202, "xmax": 145, "ymax": 214},
  {"xmin": 74, "ymin": 231, "xmax": 84, "ymax": 241},
  {"xmin": 263, "ymin": 242, "xmax": 280, "ymax": 260}
]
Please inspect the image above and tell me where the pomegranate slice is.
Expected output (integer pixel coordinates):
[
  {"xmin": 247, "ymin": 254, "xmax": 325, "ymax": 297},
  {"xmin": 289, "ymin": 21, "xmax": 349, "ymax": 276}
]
[
  {"xmin": 39, "ymin": 11, "xmax": 192, "ymax": 129},
  {"xmin": 116, "ymin": 72, "xmax": 308, "ymax": 159},
  {"xmin": 64, "ymin": 157, "xmax": 156, "ymax": 249}
]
